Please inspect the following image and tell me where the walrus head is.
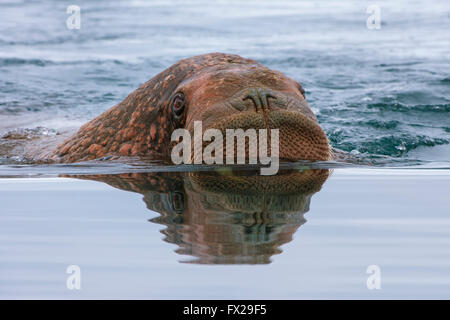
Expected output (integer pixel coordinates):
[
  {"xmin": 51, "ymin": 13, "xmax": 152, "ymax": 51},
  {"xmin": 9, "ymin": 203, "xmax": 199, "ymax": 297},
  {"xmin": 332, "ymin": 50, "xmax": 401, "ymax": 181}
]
[
  {"xmin": 173, "ymin": 59, "xmax": 331, "ymax": 162},
  {"xmin": 53, "ymin": 53, "xmax": 331, "ymax": 163}
]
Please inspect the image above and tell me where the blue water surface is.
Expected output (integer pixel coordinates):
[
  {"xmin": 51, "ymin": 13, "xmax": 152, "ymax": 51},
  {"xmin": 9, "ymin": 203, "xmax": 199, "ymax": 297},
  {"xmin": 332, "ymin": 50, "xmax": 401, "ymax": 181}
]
[
  {"xmin": 0, "ymin": 0, "xmax": 449, "ymax": 161},
  {"xmin": 0, "ymin": 0, "xmax": 449, "ymax": 300}
]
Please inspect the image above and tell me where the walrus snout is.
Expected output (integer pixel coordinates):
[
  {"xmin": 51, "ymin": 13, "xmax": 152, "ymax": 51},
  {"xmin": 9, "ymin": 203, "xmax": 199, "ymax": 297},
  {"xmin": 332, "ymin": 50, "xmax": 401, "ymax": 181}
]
[{"xmin": 188, "ymin": 87, "xmax": 331, "ymax": 162}]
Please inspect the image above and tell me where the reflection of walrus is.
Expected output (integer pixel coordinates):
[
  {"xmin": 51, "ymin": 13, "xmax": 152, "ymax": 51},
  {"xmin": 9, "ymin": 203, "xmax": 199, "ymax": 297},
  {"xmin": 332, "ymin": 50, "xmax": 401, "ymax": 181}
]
[
  {"xmin": 51, "ymin": 53, "xmax": 331, "ymax": 163},
  {"xmin": 72, "ymin": 168, "xmax": 329, "ymax": 264}
]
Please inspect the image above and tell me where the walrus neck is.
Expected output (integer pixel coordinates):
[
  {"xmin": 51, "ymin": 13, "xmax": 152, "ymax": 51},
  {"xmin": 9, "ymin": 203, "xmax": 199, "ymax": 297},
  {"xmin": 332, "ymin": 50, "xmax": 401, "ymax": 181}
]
[{"xmin": 53, "ymin": 89, "xmax": 171, "ymax": 163}]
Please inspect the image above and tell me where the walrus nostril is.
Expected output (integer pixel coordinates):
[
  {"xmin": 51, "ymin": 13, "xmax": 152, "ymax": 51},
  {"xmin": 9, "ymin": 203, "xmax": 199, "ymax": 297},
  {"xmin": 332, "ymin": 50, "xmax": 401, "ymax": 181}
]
[
  {"xmin": 243, "ymin": 88, "xmax": 276, "ymax": 112},
  {"xmin": 230, "ymin": 100, "xmax": 245, "ymax": 111},
  {"xmin": 257, "ymin": 88, "xmax": 276, "ymax": 110},
  {"xmin": 243, "ymin": 90, "xmax": 261, "ymax": 112}
]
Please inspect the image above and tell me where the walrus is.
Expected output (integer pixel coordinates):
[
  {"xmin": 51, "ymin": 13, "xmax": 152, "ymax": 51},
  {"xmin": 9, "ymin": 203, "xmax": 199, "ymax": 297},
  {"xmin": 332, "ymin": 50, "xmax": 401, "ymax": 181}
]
[
  {"xmin": 49, "ymin": 52, "xmax": 331, "ymax": 164},
  {"xmin": 72, "ymin": 168, "xmax": 329, "ymax": 264}
]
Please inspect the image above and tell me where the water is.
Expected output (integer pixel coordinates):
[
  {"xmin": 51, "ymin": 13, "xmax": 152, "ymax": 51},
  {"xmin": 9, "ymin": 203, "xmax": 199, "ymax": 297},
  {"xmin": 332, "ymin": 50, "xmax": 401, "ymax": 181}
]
[
  {"xmin": 0, "ymin": 0, "xmax": 450, "ymax": 299},
  {"xmin": 1, "ymin": 169, "xmax": 450, "ymax": 299},
  {"xmin": 1, "ymin": 0, "xmax": 449, "ymax": 163}
]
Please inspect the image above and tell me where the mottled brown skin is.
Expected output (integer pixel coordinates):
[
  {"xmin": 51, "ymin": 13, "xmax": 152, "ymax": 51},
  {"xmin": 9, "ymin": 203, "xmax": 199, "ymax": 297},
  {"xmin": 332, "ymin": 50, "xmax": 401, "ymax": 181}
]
[
  {"xmin": 72, "ymin": 168, "xmax": 329, "ymax": 264},
  {"xmin": 53, "ymin": 53, "xmax": 331, "ymax": 163}
]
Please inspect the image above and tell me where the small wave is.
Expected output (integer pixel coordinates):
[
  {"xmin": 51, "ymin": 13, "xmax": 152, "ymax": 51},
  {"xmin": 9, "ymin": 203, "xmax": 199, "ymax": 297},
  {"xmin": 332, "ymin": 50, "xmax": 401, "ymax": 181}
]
[
  {"xmin": 375, "ymin": 61, "xmax": 422, "ymax": 68},
  {"xmin": 0, "ymin": 58, "xmax": 53, "ymax": 67},
  {"xmin": 0, "ymin": 57, "xmax": 133, "ymax": 68},
  {"xmin": 367, "ymin": 102, "xmax": 450, "ymax": 113},
  {"xmin": 363, "ymin": 120, "xmax": 400, "ymax": 130},
  {"xmin": 330, "ymin": 133, "xmax": 449, "ymax": 158},
  {"xmin": 0, "ymin": 156, "xmax": 35, "ymax": 165},
  {"xmin": 1, "ymin": 127, "xmax": 58, "ymax": 140}
]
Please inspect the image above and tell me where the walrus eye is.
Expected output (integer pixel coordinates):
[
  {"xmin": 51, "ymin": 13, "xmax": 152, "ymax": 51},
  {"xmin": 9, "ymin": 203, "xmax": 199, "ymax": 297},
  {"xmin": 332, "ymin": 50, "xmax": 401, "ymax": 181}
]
[
  {"xmin": 296, "ymin": 82, "xmax": 306, "ymax": 97},
  {"xmin": 172, "ymin": 92, "xmax": 186, "ymax": 118}
]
